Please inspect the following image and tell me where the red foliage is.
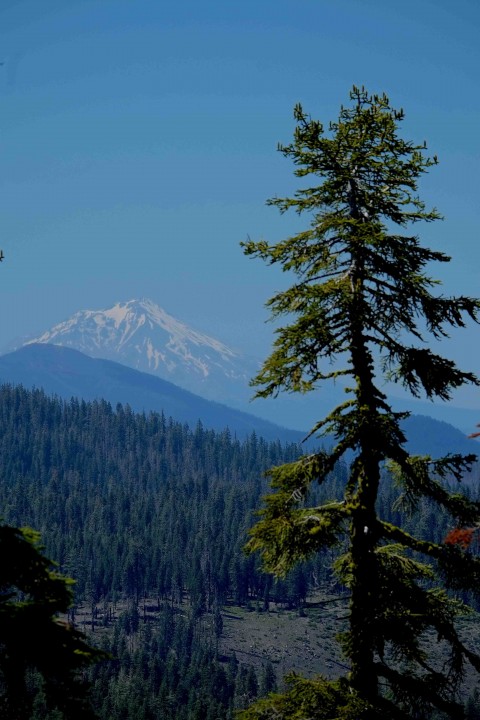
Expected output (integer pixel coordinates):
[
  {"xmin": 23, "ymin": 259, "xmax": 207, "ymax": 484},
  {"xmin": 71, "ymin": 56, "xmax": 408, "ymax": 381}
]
[
  {"xmin": 467, "ymin": 423, "xmax": 480, "ymax": 439},
  {"xmin": 444, "ymin": 527, "xmax": 475, "ymax": 550}
]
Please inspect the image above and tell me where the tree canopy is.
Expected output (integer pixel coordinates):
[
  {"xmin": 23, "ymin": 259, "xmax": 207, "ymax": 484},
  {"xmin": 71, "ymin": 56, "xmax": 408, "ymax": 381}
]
[
  {"xmin": 0, "ymin": 523, "xmax": 107, "ymax": 719},
  {"xmin": 240, "ymin": 87, "xmax": 480, "ymax": 719}
]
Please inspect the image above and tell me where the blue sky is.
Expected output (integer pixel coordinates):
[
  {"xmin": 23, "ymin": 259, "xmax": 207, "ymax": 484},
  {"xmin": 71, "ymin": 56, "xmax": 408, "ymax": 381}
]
[{"xmin": 1, "ymin": 0, "xmax": 479, "ymax": 414}]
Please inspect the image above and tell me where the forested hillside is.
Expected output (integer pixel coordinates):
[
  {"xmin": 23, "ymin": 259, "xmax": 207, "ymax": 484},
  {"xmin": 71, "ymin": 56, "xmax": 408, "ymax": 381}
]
[
  {"xmin": 0, "ymin": 384, "xmax": 318, "ymax": 718},
  {"xmin": 1, "ymin": 384, "xmax": 479, "ymax": 718},
  {"xmin": 0, "ymin": 384, "xmax": 309, "ymax": 605}
]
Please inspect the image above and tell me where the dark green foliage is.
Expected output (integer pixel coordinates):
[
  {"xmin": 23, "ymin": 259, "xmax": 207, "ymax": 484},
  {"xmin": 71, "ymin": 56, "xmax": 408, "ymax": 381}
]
[
  {"xmin": 1, "ymin": 382, "xmax": 479, "ymax": 717},
  {"xmin": 89, "ymin": 608, "xmax": 234, "ymax": 720},
  {"xmin": 0, "ymin": 385, "xmax": 304, "ymax": 608},
  {"xmin": 0, "ymin": 384, "xmax": 312, "ymax": 718},
  {"xmin": 0, "ymin": 523, "xmax": 106, "ymax": 719},
  {"xmin": 259, "ymin": 661, "xmax": 277, "ymax": 696},
  {"xmin": 87, "ymin": 605, "xmax": 268, "ymax": 720},
  {"xmin": 238, "ymin": 675, "xmax": 375, "ymax": 720},
  {"xmin": 241, "ymin": 87, "xmax": 480, "ymax": 717},
  {"xmin": 465, "ymin": 689, "xmax": 480, "ymax": 720}
]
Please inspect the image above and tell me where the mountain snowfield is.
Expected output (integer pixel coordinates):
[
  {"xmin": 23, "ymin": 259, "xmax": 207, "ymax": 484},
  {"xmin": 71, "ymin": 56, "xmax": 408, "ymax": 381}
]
[{"xmin": 23, "ymin": 299, "xmax": 257, "ymax": 407}]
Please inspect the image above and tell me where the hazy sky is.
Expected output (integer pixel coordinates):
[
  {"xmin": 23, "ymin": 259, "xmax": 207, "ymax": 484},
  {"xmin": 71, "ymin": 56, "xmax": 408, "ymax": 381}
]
[{"xmin": 1, "ymin": 0, "xmax": 479, "ymax": 410}]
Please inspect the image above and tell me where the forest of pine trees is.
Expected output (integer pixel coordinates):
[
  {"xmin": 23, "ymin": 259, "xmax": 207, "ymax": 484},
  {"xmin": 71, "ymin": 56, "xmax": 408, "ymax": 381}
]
[{"xmin": 0, "ymin": 383, "xmax": 479, "ymax": 717}]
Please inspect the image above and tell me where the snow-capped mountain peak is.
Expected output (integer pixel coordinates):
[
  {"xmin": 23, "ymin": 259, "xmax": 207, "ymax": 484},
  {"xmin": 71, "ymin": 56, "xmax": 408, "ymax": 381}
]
[{"xmin": 23, "ymin": 299, "xmax": 254, "ymax": 404}]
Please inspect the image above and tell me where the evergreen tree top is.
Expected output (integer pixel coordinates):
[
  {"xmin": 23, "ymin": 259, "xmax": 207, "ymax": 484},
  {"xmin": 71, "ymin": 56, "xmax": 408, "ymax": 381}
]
[
  {"xmin": 243, "ymin": 86, "xmax": 479, "ymax": 407},
  {"xmin": 241, "ymin": 87, "xmax": 480, "ymax": 719}
]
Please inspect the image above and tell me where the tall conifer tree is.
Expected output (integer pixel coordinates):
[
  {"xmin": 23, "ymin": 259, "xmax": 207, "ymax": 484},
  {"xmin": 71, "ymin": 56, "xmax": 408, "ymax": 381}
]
[{"xmin": 240, "ymin": 87, "xmax": 480, "ymax": 719}]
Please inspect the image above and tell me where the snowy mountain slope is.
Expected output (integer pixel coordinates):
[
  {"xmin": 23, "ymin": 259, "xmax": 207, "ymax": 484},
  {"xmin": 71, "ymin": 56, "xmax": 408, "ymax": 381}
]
[
  {"xmin": 14, "ymin": 298, "xmax": 479, "ymax": 436},
  {"xmin": 22, "ymin": 299, "xmax": 257, "ymax": 407}
]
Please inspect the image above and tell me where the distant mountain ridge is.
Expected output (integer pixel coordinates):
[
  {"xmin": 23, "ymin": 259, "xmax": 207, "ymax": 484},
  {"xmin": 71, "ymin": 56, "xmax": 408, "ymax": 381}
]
[
  {"xmin": 14, "ymin": 297, "xmax": 480, "ymax": 436},
  {"xmin": 0, "ymin": 344, "xmax": 302, "ymax": 443},
  {"xmin": 21, "ymin": 298, "xmax": 256, "ymax": 408},
  {"xmin": 0, "ymin": 343, "xmax": 477, "ymax": 459}
]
